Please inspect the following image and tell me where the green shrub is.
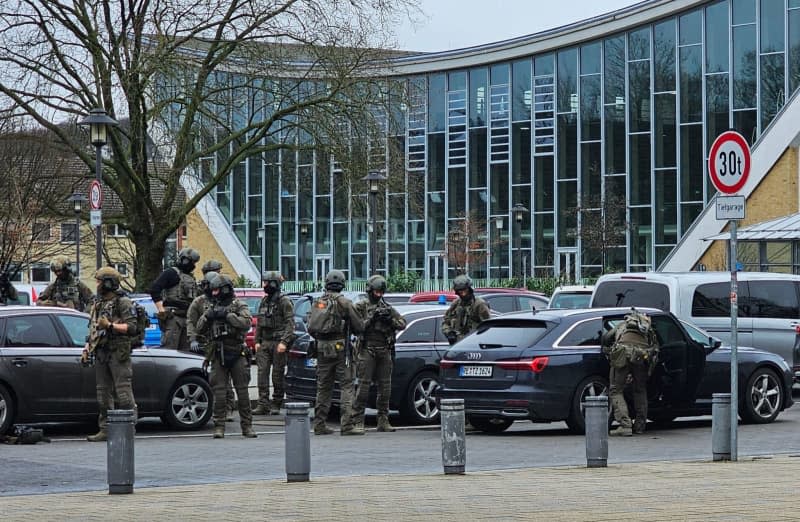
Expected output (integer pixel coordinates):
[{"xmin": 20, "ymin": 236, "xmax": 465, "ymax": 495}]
[{"xmin": 386, "ymin": 269, "xmax": 420, "ymax": 292}]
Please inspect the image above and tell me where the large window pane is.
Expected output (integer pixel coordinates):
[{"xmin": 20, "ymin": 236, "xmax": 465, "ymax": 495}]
[
  {"xmin": 428, "ymin": 133, "xmax": 445, "ymax": 191},
  {"xmin": 733, "ymin": 24, "xmax": 757, "ymax": 109},
  {"xmin": 654, "ymin": 19, "xmax": 676, "ymax": 92},
  {"xmin": 534, "ymin": 156, "xmax": 555, "ymax": 212},
  {"xmin": 680, "ymin": 45, "xmax": 703, "ymax": 122},
  {"xmin": 534, "ymin": 53, "xmax": 554, "ymax": 76},
  {"xmin": 761, "ymin": 53, "xmax": 786, "ymax": 128},
  {"xmin": 580, "ymin": 75, "xmax": 601, "ymax": 140},
  {"xmin": 580, "ymin": 41, "xmax": 601, "ymax": 75},
  {"xmin": 581, "ymin": 142, "xmax": 601, "ymax": 200},
  {"xmin": 630, "ymin": 206, "xmax": 652, "ymax": 266},
  {"xmin": 469, "ymin": 68, "xmax": 488, "ymax": 127},
  {"xmin": 557, "ymin": 180, "xmax": 577, "ymax": 247},
  {"xmin": 448, "ymin": 167, "xmax": 467, "ymax": 215},
  {"xmin": 706, "ymin": 1, "xmax": 729, "ymax": 73},
  {"xmin": 790, "ymin": 9, "xmax": 800, "ymax": 93},
  {"xmin": 629, "ymin": 60, "xmax": 651, "ymax": 132},
  {"xmin": 628, "ymin": 27, "xmax": 650, "ymax": 61},
  {"xmin": 654, "ymin": 94, "xmax": 676, "ymax": 169},
  {"xmin": 604, "ymin": 104, "xmax": 626, "ymax": 174},
  {"xmin": 734, "ymin": 109, "xmax": 758, "ymax": 145},
  {"xmin": 427, "ymin": 192, "xmax": 445, "ymax": 250},
  {"xmin": 655, "ymin": 170, "xmax": 678, "ymax": 245},
  {"xmin": 512, "ymin": 123, "xmax": 531, "ymax": 184},
  {"xmin": 535, "ymin": 213, "xmax": 554, "ymax": 266},
  {"xmin": 604, "ymin": 36, "xmax": 626, "ymax": 104},
  {"xmin": 490, "ymin": 163, "xmax": 509, "ymax": 215},
  {"xmin": 680, "ymin": 124, "xmax": 704, "ymax": 202},
  {"xmin": 760, "ymin": 0, "xmax": 785, "ymax": 53},
  {"xmin": 557, "ymin": 113, "xmax": 577, "ymax": 180},
  {"xmin": 732, "ymin": 0, "xmax": 756, "ymax": 25},
  {"xmin": 428, "ymin": 73, "xmax": 446, "ymax": 132},
  {"xmin": 512, "ymin": 59, "xmax": 532, "ymax": 121},
  {"xmin": 557, "ymin": 48, "xmax": 577, "ymax": 113},
  {"xmin": 679, "ymin": 10, "xmax": 702, "ymax": 46},
  {"xmin": 629, "ymin": 133, "xmax": 651, "ymax": 205},
  {"xmin": 468, "ymin": 128, "xmax": 487, "ymax": 187},
  {"xmin": 706, "ymin": 74, "xmax": 729, "ymax": 153}
]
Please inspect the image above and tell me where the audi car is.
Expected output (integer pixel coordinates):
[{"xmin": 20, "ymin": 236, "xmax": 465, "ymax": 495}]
[
  {"xmin": 0, "ymin": 306, "xmax": 213, "ymax": 436},
  {"xmin": 438, "ymin": 308, "xmax": 794, "ymax": 434}
]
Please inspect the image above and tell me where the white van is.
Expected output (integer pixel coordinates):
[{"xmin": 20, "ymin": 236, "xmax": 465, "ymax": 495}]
[{"xmin": 590, "ymin": 272, "xmax": 800, "ymax": 380}]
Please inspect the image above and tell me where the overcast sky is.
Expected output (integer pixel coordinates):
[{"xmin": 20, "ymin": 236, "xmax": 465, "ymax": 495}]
[{"xmin": 395, "ymin": 0, "xmax": 643, "ymax": 53}]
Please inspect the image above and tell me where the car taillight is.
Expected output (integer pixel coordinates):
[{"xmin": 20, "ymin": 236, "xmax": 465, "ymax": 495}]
[
  {"xmin": 497, "ymin": 356, "xmax": 549, "ymax": 373},
  {"xmin": 439, "ymin": 360, "xmax": 456, "ymax": 369}
]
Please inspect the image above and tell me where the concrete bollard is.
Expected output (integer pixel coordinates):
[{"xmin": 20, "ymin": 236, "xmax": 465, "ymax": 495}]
[
  {"xmin": 285, "ymin": 402, "xmax": 311, "ymax": 482},
  {"xmin": 107, "ymin": 409, "xmax": 136, "ymax": 494},
  {"xmin": 440, "ymin": 398, "xmax": 466, "ymax": 474},
  {"xmin": 712, "ymin": 393, "xmax": 732, "ymax": 461},
  {"xmin": 583, "ymin": 396, "xmax": 609, "ymax": 468}
]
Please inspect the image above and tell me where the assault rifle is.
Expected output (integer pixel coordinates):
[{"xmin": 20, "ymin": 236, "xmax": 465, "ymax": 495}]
[{"xmin": 82, "ymin": 310, "xmax": 112, "ymax": 367}]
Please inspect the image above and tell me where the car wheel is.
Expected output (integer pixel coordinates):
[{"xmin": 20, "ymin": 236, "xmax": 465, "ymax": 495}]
[
  {"xmin": 400, "ymin": 371, "xmax": 440, "ymax": 425},
  {"xmin": 566, "ymin": 375, "xmax": 609, "ymax": 434},
  {"xmin": 0, "ymin": 383, "xmax": 15, "ymax": 437},
  {"xmin": 468, "ymin": 416, "xmax": 513, "ymax": 434},
  {"xmin": 740, "ymin": 367, "xmax": 783, "ymax": 424},
  {"xmin": 163, "ymin": 375, "xmax": 213, "ymax": 430}
]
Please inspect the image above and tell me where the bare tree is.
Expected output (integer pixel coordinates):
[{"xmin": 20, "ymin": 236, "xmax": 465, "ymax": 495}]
[
  {"xmin": 445, "ymin": 211, "xmax": 506, "ymax": 276},
  {"xmin": 572, "ymin": 193, "xmax": 628, "ymax": 274},
  {"xmin": 0, "ymin": 0, "xmax": 420, "ymax": 289},
  {"xmin": 0, "ymin": 124, "xmax": 77, "ymax": 277}
]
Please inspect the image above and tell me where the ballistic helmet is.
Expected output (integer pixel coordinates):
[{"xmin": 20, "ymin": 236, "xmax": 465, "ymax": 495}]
[
  {"xmin": 50, "ymin": 256, "xmax": 70, "ymax": 272},
  {"xmin": 177, "ymin": 248, "xmax": 200, "ymax": 271},
  {"xmin": 199, "ymin": 271, "xmax": 219, "ymax": 296},
  {"xmin": 201, "ymin": 259, "xmax": 223, "ymax": 274},
  {"xmin": 95, "ymin": 266, "xmax": 122, "ymax": 291},
  {"xmin": 210, "ymin": 273, "xmax": 234, "ymax": 300},
  {"xmin": 452, "ymin": 275, "xmax": 473, "ymax": 292},
  {"xmin": 262, "ymin": 270, "xmax": 282, "ymax": 294},
  {"xmin": 324, "ymin": 269, "xmax": 346, "ymax": 291},
  {"xmin": 366, "ymin": 275, "xmax": 387, "ymax": 293}
]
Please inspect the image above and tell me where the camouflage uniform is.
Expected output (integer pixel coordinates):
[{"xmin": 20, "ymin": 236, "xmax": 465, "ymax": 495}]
[
  {"xmin": 441, "ymin": 284, "xmax": 490, "ymax": 344},
  {"xmin": 253, "ymin": 274, "xmax": 296, "ymax": 415},
  {"xmin": 39, "ymin": 271, "xmax": 94, "ymax": 312},
  {"xmin": 196, "ymin": 276, "xmax": 255, "ymax": 439},
  {"xmin": 602, "ymin": 312, "xmax": 659, "ymax": 436},
  {"xmin": 83, "ymin": 268, "xmax": 138, "ymax": 442},
  {"xmin": 187, "ymin": 276, "xmax": 236, "ymax": 417},
  {"xmin": 149, "ymin": 248, "xmax": 200, "ymax": 351},
  {"xmin": 310, "ymin": 271, "xmax": 365, "ymax": 435},
  {"xmin": 352, "ymin": 285, "xmax": 407, "ymax": 433}
]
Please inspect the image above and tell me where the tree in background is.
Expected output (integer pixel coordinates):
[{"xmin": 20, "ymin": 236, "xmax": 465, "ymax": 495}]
[{"xmin": 0, "ymin": 0, "xmax": 420, "ymax": 289}]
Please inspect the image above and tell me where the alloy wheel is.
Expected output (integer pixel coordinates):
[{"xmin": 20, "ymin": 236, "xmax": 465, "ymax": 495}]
[
  {"xmin": 412, "ymin": 375, "xmax": 440, "ymax": 421},
  {"xmin": 171, "ymin": 380, "xmax": 211, "ymax": 427},
  {"xmin": 747, "ymin": 370, "xmax": 781, "ymax": 421}
]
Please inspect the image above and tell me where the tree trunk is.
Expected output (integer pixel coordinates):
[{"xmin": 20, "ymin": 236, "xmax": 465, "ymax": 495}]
[{"xmin": 132, "ymin": 232, "xmax": 167, "ymax": 293}]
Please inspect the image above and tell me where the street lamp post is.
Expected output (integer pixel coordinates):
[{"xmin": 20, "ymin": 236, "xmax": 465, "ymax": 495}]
[
  {"xmin": 257, "ymin": 227, "xmax": 265, "ymax": 274},
  {"xmin": 512, "ymin": 203, "xmax": 529, "ymax": 284},
  {"xmin": 361, "ymin": 170, "xmax": 386, "ymax": 277},
  {"xmin": 299, "ymin": 219, "xmax": 312, "ymax": 292},
  {"xmin": 79, "ymin": 108, "xmax": 118, "ymax": 270},
  {"xmin": 68, "ymin": 193, "xmax": 87, "ymax": 277}
]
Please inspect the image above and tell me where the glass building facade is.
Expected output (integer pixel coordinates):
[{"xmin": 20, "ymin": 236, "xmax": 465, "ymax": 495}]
[{"xmin": 200, "ymin": 0, "xmax": 800, "ymax": 283}]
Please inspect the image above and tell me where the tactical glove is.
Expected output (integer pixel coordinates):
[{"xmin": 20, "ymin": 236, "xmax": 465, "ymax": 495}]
[
  {"xmin": 376, "ymin": 308, "xmax": 392, "ymax": 321},
  {"xmin": 446, "ymin": 332, "xmax": 458, "ymax": 345},
  {"xmin": 97, "ymin": 315, "xmax": 112, "ymax": 331},
  {"xmin": 190, "ymin": 340, "xmax": 202, "ymax": 354}
]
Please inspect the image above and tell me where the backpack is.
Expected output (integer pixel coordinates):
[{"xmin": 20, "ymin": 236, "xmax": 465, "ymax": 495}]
[
  {"xmin": 131, "ymin": 301, "xmax": 151, "ymax": 347},
  {"xmin": 307, "ymin": 294, "xmax": 345, "ymax": 337},
  {"xmin": 617, "ymin": 308, "xmax": 655, "ymax": 346}
]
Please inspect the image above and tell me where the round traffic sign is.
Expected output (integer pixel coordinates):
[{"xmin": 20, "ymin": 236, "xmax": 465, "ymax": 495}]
[
  {"xmin": 89, "ymin": 180, "xmax": 102, "ymax": 210},
  {"xmin": 708, "ymin": 131, "xmax": 751, "ymax": 194}
]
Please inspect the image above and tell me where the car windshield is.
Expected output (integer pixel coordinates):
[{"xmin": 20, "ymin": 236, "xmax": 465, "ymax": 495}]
[
  {"xmin": 549, "ymin": 293, "xmax": 591, "ymax": 309},
  {"xmin": 592, "ymin": 281, "xmax": 670, "ymax": 310},
  {"xmin": 240, "ymin": 296, "xmax": 262, "ymax": 315}
]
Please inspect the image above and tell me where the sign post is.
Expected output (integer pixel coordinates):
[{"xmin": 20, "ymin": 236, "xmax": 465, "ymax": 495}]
[{"xmin": 708, "ymin": 130, "xmax": 751, "ymax": 462}]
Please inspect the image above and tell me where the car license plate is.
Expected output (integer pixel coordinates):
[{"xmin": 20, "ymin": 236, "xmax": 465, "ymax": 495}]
[
  {"xmin": 305, "ymin": 358, "xmax": 317, "ymax": 368},
  {"xmin": 460, "ymin": 365, "xmax": 492, "ymax": 377}
]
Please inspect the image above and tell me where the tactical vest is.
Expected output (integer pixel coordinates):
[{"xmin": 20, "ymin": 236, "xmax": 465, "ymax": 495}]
[
  {"xmin": 451, "ymin": 297, "xmax": 486, "ymax": 335},
  {"xmin": 163, "ymin": 267, "xmax": 198, "ymax": 306},
  {"xmin": 50, "ymin": 279, "xmax": 81, "ymax": 309},
  {"xmin": 208, "ymin": 298, "xmax": 249, "ymax": 346},
  {"xmin": 90, "ymin": 295, "xmax": 134, "ymax": 352},
  {"xmin": 362, "ymin": 301, "xmax": 396, "ymax": 346},
  {"xmin": 257, "ymin": 293, "xmax": 290, "ymax": 340}
]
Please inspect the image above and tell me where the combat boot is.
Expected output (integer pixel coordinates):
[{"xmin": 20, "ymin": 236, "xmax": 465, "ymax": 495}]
[
  {"xmin": 242, "ymin": 426, "xmax": 257, "ymax": 438},
  {"xmin": 376, "ymin": 416, "xmax": 396, "ymax": 433},
  {"xmin": 341, "ymin": 424, "xmax": 365, "ymax": 436},
  {"xmin": 269, "ymin": 402, "xmax": 281, "ymax": 415},
  {"xmin": 86, "ymin": 430, "xmax": 107, "ymax": 442},
  {"xmin": 609, "ymin": 426, "xmax": 633, "ymax": 437},
  {"xmin": 633, "ymin": 419, "xmax": 646, "ymax": 434},
  {"xmin": 314, "ymin": 425, "xmax": 334, "ymax": 435},
  {"xmin": 226, "ymin": 407, "xmax": 236, "ymax": 422},
  {"xmin": 213, "ymin": 426, "xmax": 225, "ymax": 439},
  {"xmin": 252, "ymin": 404, "xmax": 269, "ymax": 415}
]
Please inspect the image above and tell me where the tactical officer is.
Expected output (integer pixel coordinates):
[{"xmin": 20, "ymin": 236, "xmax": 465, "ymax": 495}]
[
  {"xmin": 0, "ymin": 270, "xmax": 18, "ymax": 304},
  {"xmin": 195, "ymin": 274, "xmax": 256, "ymax": 439},
  {"xmin": 308, "ymin": 270, "xmax": 364, "ymax": 436},
  {"xmin": 602, "ymin": 309, "xmax": 659, "ymax": 436},
  {"xmin": 187, "ymin": 260, "xmax": 237, "ymax": 420},
  {"xmin": 149, "ymin": 247, "xmax": 200, "ymax": 350},
  {"xmin": 352, "ymin": 275, "xmax": 407, "ymax": 434},
  {"xmin": 253, "ymin": 271, "xmax": 296, "ymax": 415},
  {"xmin": 81, "ymin": 267, "xmax": 138, "ymax": 442},
  {"xmin": 441, "ymin": 275, "xmax": 490, "ymax": 344},
  {"xmin": 39, "ymin": 256, "xmax": 94, "ymax": 311}
]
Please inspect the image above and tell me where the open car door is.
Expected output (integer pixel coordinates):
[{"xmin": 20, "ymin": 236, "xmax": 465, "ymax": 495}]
[{"xmin": 649, "ymin": 314, "xmax": 706, "ymax": 405}]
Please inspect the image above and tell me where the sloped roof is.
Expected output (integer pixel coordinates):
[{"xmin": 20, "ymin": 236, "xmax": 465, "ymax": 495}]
[{"xmin": 704, "ymin": 212, "xmax": 800, "ymax": 241}]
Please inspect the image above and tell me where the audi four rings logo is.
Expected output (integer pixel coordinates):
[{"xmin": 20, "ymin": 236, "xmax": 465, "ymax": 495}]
[{"xmin": 466, "ymin": 352, "xmax": 482, "ymax": 360}]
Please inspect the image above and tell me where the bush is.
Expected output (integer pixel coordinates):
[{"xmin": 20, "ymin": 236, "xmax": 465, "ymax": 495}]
[
  {"xmin": 525, "ymin": 277, "xmax": 560, "ymax": 296},
  {"xmin": 386, "ymin": 270, "xmax": 420, "ymax": 292},
  {"xmin": 233, "ymin": 274, "xmax": 258, "ymax": 288}
]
